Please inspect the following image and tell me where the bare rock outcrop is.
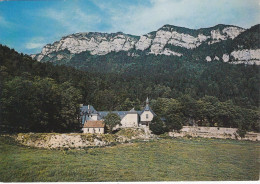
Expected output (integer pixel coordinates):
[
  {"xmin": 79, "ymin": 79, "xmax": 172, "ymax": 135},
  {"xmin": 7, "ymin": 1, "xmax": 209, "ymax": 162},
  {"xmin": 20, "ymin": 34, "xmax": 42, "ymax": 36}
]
[
  {"xmin": 16, "ymin": 128, "xmax": 155, "ymax": 149},
  {"xmin": 32, "ymin": 24, "xmax": 245, "ymax": 61}
]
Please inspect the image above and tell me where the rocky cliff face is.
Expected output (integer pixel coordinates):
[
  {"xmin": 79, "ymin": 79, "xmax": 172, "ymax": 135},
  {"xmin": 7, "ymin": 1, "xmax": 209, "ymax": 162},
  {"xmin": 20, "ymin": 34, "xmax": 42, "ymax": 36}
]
[
  {"xmin": 35, "ymin": 32, "xmax": 139, "ymax": 58},
  {"xmin": 204, "ymin": 49, "xmax": 260, "ymax": 65},
  {"xmin": 228, "ymin": 49, "xmax": 260, "ymax": 65},
  {"xmin": 32, "ymin": 24, "xmax": 260, "ymax": 65}
]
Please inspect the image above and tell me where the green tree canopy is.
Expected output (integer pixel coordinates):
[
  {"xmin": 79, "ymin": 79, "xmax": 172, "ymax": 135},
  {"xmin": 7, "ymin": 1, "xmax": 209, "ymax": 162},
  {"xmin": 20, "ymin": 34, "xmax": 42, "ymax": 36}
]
[
  {"xmin": 149, "ymin": 116, "xmax": 168, "ymax": 135},
  {"xmin": 104, "ymin": 113, "xmax": 121, "ymax": 133},
  {"xmin": 1, "ymin": 76, "xmax": 82, "ymax": 133},
  {"xmin": 0, "ymin": 44, "xmax": 259, "ymax": 133}
]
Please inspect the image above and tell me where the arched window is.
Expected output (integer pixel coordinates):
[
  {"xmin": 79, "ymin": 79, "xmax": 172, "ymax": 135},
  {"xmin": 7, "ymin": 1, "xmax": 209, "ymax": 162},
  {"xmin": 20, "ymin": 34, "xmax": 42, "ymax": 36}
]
[{"xmin": 146, "ymin": 114, "xmax": 148, "ymax": 119}]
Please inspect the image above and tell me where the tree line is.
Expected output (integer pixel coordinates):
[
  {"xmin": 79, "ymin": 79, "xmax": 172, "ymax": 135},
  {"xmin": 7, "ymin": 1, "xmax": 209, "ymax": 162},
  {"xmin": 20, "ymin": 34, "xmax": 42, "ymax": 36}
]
[
  {"xmin": 149, "ymin": 96, "xmax": 259, "ymax": 136},
  {"xmin": 0, "ymin": 44, "xmax": 259, "ymax": 133}
]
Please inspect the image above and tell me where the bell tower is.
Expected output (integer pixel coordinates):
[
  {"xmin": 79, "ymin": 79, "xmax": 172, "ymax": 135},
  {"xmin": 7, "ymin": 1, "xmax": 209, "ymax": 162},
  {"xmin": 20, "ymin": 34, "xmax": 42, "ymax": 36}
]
[{"xmin": 139, "ymin": 97, "xmax": 155, "ymax": 126}]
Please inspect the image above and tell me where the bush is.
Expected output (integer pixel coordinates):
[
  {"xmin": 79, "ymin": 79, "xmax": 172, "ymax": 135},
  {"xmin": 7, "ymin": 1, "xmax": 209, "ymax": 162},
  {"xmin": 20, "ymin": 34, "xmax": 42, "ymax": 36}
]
[
  {"xmin": 149, "ymin": 116, "xmax": 168, "ymax": 135},
  {"xmin": 236, "ymin": 128, "xmax": 247, "ymax": 138},
  {"xmin": 104, "ymin": 113, "xmax": 121, "ymax": 133}
]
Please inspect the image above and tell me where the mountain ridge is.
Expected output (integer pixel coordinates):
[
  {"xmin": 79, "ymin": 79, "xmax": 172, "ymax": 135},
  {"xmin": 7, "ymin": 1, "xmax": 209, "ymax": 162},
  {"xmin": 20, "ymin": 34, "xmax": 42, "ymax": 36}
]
[{"xmin": 32, "ymin": 24, "xmax": 259, "ymax": 65}]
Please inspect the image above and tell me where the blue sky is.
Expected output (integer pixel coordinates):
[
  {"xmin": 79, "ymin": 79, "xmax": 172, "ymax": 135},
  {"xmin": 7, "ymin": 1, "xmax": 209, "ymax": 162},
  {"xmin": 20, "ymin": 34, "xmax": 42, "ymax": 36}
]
[{"xmin": 0, "ymin": 0, "xmax": 259, "ymax": 54}]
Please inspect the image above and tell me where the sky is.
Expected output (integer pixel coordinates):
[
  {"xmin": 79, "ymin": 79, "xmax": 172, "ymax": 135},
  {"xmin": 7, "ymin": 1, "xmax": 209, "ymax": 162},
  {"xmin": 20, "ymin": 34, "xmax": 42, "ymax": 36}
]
[{"xmin": 0, "ymin": 0, "xmax": 259, "ymax": 54}]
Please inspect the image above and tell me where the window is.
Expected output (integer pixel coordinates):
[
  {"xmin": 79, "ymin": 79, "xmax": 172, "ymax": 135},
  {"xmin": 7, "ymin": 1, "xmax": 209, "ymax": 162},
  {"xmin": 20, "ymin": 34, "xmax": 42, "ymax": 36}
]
[
  {"xmin": 91, "ymin": 115, "xmax": 92, "ymax": 117},
  {"xmin": 99, "ymin": 128, "xmax": 100, "ymax": 132},
  {"xmin": 146, "ymin": 114, "xmax": 148, "ymax": 119},
  {"xmin": 87, "ymin": 128, "xmax": 89, "ymax": 131}
]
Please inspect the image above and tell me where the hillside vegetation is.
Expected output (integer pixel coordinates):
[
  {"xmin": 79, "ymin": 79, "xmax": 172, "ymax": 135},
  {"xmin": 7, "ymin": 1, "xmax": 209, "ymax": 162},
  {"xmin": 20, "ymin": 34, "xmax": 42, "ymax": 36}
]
[{"xmin": 0, "ymin": 44, "xmax": 259, "ymax": 133}]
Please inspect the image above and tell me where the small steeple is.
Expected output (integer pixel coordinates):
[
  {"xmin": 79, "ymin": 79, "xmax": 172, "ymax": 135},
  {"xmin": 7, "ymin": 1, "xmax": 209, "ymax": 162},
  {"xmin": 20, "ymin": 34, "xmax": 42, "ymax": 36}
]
[
  {"xmin": 144, "ymin": 97, "xmax": 150, "ymax": 111},
  {"xmin": 146, "ymin": 97, "xmax": 149, "ymax": 105}
]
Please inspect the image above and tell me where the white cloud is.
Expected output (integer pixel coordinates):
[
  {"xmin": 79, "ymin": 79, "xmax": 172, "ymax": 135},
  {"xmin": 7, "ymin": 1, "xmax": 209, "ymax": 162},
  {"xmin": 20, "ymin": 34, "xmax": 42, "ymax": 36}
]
[
  {"xmin": 0, "ymin": 15, "xmax": 11, "ymax": 27},
  {"xmin": 22, "ymin": 0, "xmax": 259, "ymax": 54},
  {"xmin": 40, "ymin": 6, "xmax": 101, "ymax": 34},
  {"xmin": 25, "ymin": 42, "xmax": 45, "ymax": 49},
  {"xmin": 25, "ymin": 37, "xmax": 45, "ymax": 49},
  {"xmin": 94, "ymin": 0, "xmax": 260, "ymax": 35},
  {"xmin": 25, "ymin": 5, "xmax": 102, "ymax": 52}
]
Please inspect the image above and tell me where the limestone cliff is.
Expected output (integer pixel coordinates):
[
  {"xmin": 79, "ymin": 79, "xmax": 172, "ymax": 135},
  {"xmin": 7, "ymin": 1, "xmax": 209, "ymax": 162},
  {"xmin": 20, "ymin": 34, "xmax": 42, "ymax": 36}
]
[{"xmin": 32, "ymin": 24, "xmax": 260, "ymax": 65}]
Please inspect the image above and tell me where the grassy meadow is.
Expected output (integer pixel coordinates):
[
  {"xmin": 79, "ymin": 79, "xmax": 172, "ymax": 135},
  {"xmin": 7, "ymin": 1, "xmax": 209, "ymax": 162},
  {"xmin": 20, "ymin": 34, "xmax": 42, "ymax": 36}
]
[{"xmin": 0, "ymin": 135, "xmax": 259, "ymax": 181}]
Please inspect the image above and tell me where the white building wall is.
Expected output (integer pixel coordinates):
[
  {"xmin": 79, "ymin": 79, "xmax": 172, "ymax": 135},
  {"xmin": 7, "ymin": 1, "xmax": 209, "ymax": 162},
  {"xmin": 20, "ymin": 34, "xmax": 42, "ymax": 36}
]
[
  {"xmin": 82, "ymin": 127, "xmax": 104, "ymax": 134},
  {"xmin": 85, "ymin": 114, "xmax": 98, "ymax": 121},
  {"xmin": 120, "ymin": 113, "xmax": 139, "ymax": 128},
  {"xmin": 140, "ymin": 111, "xmax": 154, "ymax": 122}
]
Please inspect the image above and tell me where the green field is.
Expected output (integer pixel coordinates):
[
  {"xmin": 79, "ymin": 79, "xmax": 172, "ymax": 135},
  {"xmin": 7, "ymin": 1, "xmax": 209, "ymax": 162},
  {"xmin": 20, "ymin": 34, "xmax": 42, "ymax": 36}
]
[{"xmin": 0, "ymin": 136, "xmax": 259, "ymax": 181}]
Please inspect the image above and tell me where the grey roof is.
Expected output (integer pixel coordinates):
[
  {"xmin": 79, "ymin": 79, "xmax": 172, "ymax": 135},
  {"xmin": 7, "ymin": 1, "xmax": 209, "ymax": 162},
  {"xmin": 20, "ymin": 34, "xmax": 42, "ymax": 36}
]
[
  {"xmin": 80, "ymin": 103, "xmax": 156, "ymax": 124},
  {"xmin": 81, "ymin": 115, "xmax": 86, "ymax": 125},
  {"xmin": 80, "ymin": 105, "xmax": 98, "ymax": 114},
  {"xmin": 144, "ymin": 104, "xmax": 150, "ymax": 111},
  {"xmin": 98, "ymin": 111, "xmax": 129, "ymax": 119},
  {"xmin": 80, "ymin": 105, "xmax": 98, "ymax": 124},
  {"xmin": 141, "ymin": 104, "xmax": 156, "ymax": 116},
  {"xmin": 98, "ymin": 108, "xmax": 145, "ymax": 120},
  {"xmin": 161, "ymin": 117, "xmax": 166, "ymax": 121},
  {"xmin": 128, "ymin": 108, "xmax": 139, "ymax": 114},
  {"xmin": 129, "ymin": 108, "xmax": 136, "ymax": 112}
]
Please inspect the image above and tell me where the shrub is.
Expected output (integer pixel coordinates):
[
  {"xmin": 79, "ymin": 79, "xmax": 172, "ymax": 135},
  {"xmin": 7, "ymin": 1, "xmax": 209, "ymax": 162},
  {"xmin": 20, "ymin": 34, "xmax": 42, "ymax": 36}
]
[
  {"xmin": 237, "ymin": 128, "xmax": 247, "ymax": 138},
  {"xmin": 149, "ymin": 116, "xmax": 168, "ymax": 135},
  {"xmin": 104, "ymin": 113, "xmax": 121, "ymax": 133}
]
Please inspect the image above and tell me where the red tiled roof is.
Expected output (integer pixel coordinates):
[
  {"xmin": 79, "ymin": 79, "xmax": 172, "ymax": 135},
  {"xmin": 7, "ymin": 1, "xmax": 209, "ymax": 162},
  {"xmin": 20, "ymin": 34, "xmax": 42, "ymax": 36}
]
[{"xmin": 83, "ymin": 120, "xmax": 105, "ymax": 128}]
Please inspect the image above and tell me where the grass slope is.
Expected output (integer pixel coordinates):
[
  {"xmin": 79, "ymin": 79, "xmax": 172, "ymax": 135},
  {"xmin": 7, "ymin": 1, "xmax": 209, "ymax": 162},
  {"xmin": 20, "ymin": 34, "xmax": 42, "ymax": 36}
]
[{"xmin": 0, "ymin": 136, "xmax": 259, "ymax": 181}]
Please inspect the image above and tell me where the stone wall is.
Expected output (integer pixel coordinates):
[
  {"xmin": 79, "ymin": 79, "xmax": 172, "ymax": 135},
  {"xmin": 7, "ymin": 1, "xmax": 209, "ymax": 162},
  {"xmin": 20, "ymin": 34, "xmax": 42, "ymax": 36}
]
[{"xmin": 169, "ymin": 126, "xmax": 259, "ymax": 141}]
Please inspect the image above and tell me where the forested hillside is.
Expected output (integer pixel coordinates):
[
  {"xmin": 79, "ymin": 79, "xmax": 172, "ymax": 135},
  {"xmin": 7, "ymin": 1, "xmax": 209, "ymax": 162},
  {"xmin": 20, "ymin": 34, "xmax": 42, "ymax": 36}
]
[{"xmin": 0, "ymin": 45, "xmax": 259, "ymax": 133}]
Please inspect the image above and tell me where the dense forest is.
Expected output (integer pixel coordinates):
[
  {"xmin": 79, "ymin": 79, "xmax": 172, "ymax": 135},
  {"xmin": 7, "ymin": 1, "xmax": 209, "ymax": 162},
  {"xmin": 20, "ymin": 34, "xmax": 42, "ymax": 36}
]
[{"xmin": 0, "ymin": 44, "xmax": 259, "ymax": 134}]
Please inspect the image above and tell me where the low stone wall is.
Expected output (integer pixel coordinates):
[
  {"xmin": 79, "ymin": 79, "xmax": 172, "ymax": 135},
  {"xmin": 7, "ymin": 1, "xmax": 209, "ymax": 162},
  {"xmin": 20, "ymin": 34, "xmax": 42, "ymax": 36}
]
[
  {"xmin": 16, "ymin": 128, "xmax": 154, "ymax": 149},
  {"xmin": 169, "ymin": 126, "xmax": 259, "ymax": 141}
]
